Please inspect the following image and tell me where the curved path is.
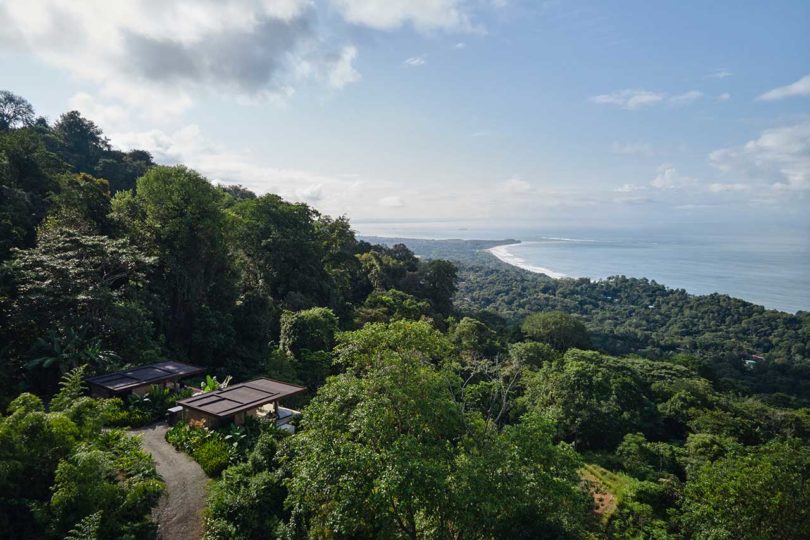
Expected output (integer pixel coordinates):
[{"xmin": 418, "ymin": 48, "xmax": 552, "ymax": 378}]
[{"xmin": 132, "ymin": 423, "xmax": 208, "ymax": 540}]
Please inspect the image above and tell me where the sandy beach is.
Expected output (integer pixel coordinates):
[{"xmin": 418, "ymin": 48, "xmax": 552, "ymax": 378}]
[{"xmin": 486, "ymin": 242, "xmax": 568, "ymax": 279}]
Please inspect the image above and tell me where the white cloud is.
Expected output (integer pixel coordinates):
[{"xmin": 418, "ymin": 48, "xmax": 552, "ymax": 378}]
[
  {"xmin": 707, "ymin": 183, "xmax": 750, "ymax": 193},
  {"xmin": 379, "ymin": 195, "xmax": 404, "ymax": 207},
  {"xmin": 707, "ymin": 69, "xmax": 732, "ymax": 79},
  {"xmin": 0, "ymin": 0, "xmax": 360, "ymax": 119},
  {"xmin": 404, "ymin": 55, "xmax": 427, "ymax": 67},
  {"xmin": 295, "ymin": 183, "xmax": 324, "ymax": 203},
  {"xmin": 757, "ymin": 74, "xmax": 810, "ymax": 101},
  {"xmin": 501, "ymin": 176, "xmax": 532, "ymax": 194},
  {"xmin": 591, "ymin": 88, "xmax": 703, "ymax": 110},
  {"xmin": 709, "ymin": 123, "xmax": 810, "ymax": 190},
  {"xmin": 614, "ymin": 183, "xmax": 647, "ymax": 193},
  {"xmin": 590, "ymin": 89, "xmax": 665, "ymax": 110},
  {"xmin": 454, "ymin": 41, "xmax": 466, "ymax": 49},
  {"xmin": 329, "ymin": 0, "xmax": 474, "ymax": 31},
  {"xmin": 68, "ymin": 92, "xmax": 130, "ymax": 130},
  {"xmin": 650, "ymin": 164, "xmax": 696, "ymax": 190},
  {"xmin": 717, "ymin": 92, "xmax": 731, "ymax": 101},
  {"xmin": 328, "ymin": 46, "xmax": 361, "ymax": 88},
  {"xmin": 108, "ymin": 124, "xmax": 376, "ymax": 213},
  {"xmin": 611, "ymin": 142, "xmax": 654, "ymax": 156},
  {"xmin": 668, "ymin": 90, "xmax": 703, "ymax": 106}
]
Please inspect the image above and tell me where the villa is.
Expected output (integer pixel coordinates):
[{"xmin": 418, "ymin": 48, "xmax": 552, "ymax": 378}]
[
  {"xmin": 175, "ymin": 377, "xmax": 306, "ymax": 429},
  {"xmin": 85, "ymin": 361, "xmax": 205, "ymax": 398}
]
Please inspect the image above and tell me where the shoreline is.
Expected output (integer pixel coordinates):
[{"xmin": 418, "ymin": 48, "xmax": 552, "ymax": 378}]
[{"xmin": 486, "ymin": 242, "xmax": 568, "ymax": 279}]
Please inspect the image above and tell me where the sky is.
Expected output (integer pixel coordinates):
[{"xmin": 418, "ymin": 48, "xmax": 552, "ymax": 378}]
[{"xmin": 1, "ymin": 0, "xmax": 808, "ymax": 235}]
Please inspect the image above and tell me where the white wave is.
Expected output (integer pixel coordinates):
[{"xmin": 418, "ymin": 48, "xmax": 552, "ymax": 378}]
[
  {"xmin": 539, "ymin": 236, "xmax": 597, "ymax": 243},
  {"xmin": 486, "ymin": 243, "xmax": 569, "ymax": 279}
]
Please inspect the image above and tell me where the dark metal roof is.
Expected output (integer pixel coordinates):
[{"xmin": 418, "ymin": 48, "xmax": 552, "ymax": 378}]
[
  {"xmin": 85, "ymin": 361, "xmax": 205, "ymax": 392},
  {"xmin": 177, "ymin": 378, "xmax": 306, "ymax": 418}
]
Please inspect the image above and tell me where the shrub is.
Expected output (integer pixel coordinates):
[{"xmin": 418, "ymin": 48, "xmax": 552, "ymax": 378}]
[
  {"xmin": 166, "ymin": 423, "xmax": 210, "ymax": 454},
  {"xmin": 50, "ymin": 365, "xmax": 89, "ymax": 412},
  {"xmin": 98, "ymin": 398, "xmax": 130, "ymax": 426},
  {"xmin": 247, "ymin": 430, "xmax": 279, "ymax": 472},
  {"xmin": 167, "ymin": 419, "xmax": 271, "ymax": 476},
  {"xmin": 279, "ymin": 307, "xmax": 338, "ymax": 357},
  {"xmin": 194, "ymin": 439, "xmax": 231, "ymax": 477},
  {"xmin": 205, "ymin": 463, "xmax": 286, "ymax": 539},
  {"xmin": 101, "ymin": 386, "xmax": 194, "ymax": 428}
]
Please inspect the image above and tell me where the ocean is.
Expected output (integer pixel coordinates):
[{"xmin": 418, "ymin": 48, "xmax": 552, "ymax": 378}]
[{"xmin": 355, "ymin": 222, "xmax": 810, "ymax": 314}]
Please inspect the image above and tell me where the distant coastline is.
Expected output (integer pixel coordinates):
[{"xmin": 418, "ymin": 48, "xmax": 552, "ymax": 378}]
[{"xmin": 486, "ymin": 242, "xmax": 568, "ymax": 279}]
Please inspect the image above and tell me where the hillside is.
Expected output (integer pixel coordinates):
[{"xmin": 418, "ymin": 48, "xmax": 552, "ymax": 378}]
[{"xmin": 1, "ymin": 94, "xmax": 808, "ymax": 539}]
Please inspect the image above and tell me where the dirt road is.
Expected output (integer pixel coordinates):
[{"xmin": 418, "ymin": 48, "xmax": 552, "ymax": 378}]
[{"xmin": 132, "ymin": 423, "xmax": 208, "ymax": 540}]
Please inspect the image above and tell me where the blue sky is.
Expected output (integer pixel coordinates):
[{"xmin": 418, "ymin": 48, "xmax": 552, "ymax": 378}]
[{"xmin": 1, "ymin": 0, "xmax": 808, "ymax": 234}]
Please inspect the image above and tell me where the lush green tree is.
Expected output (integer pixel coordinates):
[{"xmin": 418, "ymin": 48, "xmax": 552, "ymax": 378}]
[
  {"xmin": 452, "ymin": 413, "xmax": 591, "ymax": 539},
  {"xmin": 0, "ymin": 91, "xmax": 35, "ymax": 130},
  {"xmin": 0, "ymin": 390, "xmax": 163, "ymax": 539},
  {"xmin": 616, "ymin": 432, "xmax": 682, "ymax": 480},
  {"xmin": 414, "ymin": 259, "xmax": 458, "ymax": 316},
  {"xmin": 278, "ymin": 308, "xmax": 339, "ymax": 389},
  {"xmin": 522, "ymin": 350, "xmax": 658, "ymax": 450},
  {"xmin": 354, "ymin": 288, "xmax": 431, "ymax": 326},
  {"xmin": 284, "ymin": 322, "xmax": 590, "ymax": 539},
  {"xmin": 385, "ymin": 243, "xmax": 420, "ymax": 271},
  {"xmin": 0, "ymin": 127, "xmax": 63, "ymax": 259},
  {"xmin": 48, "ymin": 448, "xmax": 122, "ymax": 535},
  {"xmin": 228, "ymin": 194, "xmax": 332, "ymax": 309},
  {"xmin": 451, "ymin": 316, "xmax": 502, "ymax": 360},
  {"xmin": 220, "ymin": 184, "xmax": 258, "ymax": 202},
  {"xmin": 333, "ymin": 319, "xmax": 454, "ymax": 373},
  {"xmin": 44, "ymin": 173, "xmax": 113, "ymax": 234},
  {"xmin": 53, "ymin": 111, "xmax": 110, "ymax": 174},
  {"xmin": 93, "ymin": 149, "xmax": 154, "ymax": 193},
  {"xmin": 509, "ymin": 341, "xmax": 558, "ymax": 369},
  {"xmin": 0, "ymin": 394, "xmax": 79, "ymax": 507},
  {"xmin": 2, "ymin": 229, "xmax": 158, "ymax": 394},
  {"xmin": 279, "ymin": 307, "xmax": 339, "ymax": 357},
  {"xmin": 283, "ymin": 343, "xmax": 461, "ymax": 538},
  {"xmin": 680, "ymin": 433, "xmax": 739, "ymax": 476},
  {"xmin": 358, "ymin": 250, "xmax": 407, "ymax": 292},
  {"xmin": 605, "ymin": 494, "xmax": 674, "ymax": 540},
  {"xmin": 49, "ymin": 365, "xmax": 89, "ymax": 413},
  {"xmin": 64, "ymin": 511, "xmax": 102, "ymax": 540},
  {"xmin": 521, "ymin": 311, "xmax": 591, "ymax": 352},
  {"xmin": 206, "ymin": 463, "xmax": 287, "ymax": 540},
  {"xmin": 111, "ymin": 165, "xmax": 235, "ymax": 365},
  {"xmin": 678, "ymin": 438, "xmax": 810, "ymax": 539},
  {"xmin": 230, "ymin": 289, "xmax": 280, "ymax": 377},
  {"xmin": 315, "ymin": 215, "xmax": 367, "ymax": 314},
  {"xmin": 48, "ymin": 434, "xmax": 164, "ymax": 539}
]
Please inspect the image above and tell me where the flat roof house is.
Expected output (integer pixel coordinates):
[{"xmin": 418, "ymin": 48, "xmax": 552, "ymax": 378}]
[
  {"xmin": 177, "ymin": 378, "xmax": 306, "ymax": 428},
  {"xmin": 86, "ymin": 361, "xmax": 205, "ymax": 398}
]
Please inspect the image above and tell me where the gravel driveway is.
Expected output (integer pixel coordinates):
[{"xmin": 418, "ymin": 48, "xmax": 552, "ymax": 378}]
[{"xmin": 132, "ymin": 423, "xmax": 208, "ymax": 540}]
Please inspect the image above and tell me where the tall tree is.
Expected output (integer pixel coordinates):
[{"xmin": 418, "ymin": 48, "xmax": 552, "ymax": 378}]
[
  {"xmin": 110, "ymin": 165, "xmax": 235, "ymax": 365},
  {"xmin": 53, "ymin": 111, "xmax": 109, "ymax": 174},
  {"xmin": 284, "ymin": 321, "xmax": 590, "ymax": 539},
  {"xmin": 416, "ymin": 259, "xmax": 458, "ymax": 316},
  {"xmin": 228, "ymin": 194, "xmax": 331, "ymax": 309},
  {"xmin": 1, "ymin": 228, "xmax": 158, "ymax": 395},
  {"xmin": 0, "ymin": 127, "xmax": 63, "ymax": 259},
  {"xmin": 0, "ymin": 91, "xmax": 35, "ymax": 130}
]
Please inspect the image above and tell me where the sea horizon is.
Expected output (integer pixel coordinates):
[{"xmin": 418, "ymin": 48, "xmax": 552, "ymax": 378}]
[{"xmin": 356, "ymin": 223, "xmax": 810, "ymax": 314}]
